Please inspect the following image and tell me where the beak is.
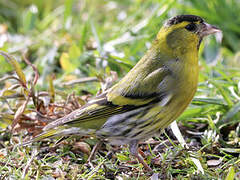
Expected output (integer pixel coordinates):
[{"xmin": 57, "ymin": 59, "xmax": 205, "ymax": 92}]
[{"xmin": 200, "ymin": 22, "xmax": 221, "ymax": 37}]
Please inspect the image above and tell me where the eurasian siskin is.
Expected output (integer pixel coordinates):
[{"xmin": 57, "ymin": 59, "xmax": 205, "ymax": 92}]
[{"xmin": 26, "ymin": 15, "xmax": 221, "ymax": 171}]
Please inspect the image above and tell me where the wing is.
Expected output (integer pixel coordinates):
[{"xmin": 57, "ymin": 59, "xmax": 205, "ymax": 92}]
[{"xmin": 107, "ymin": 63, "xmax": 174, "ymax": 106}]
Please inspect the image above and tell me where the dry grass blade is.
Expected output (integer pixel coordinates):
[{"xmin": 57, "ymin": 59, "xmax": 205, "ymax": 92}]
[
  {"xmin": 12, "ymin": 95, "xmax": 30, "ymax": 129},
  {"xmin": 0, "ymin": 51, "xmax": 27, "ymax": 88}
]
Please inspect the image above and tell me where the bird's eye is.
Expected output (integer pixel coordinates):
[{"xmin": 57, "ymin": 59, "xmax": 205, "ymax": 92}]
[{"xmin": 185, "ymin": 23, "xmax": 197, "ymax": 31}]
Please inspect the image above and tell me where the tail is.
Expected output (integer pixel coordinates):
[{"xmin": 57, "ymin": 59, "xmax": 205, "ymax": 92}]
[{"xmin": 21, "ymin": 126, "xmax": 83, "ymax": 146}]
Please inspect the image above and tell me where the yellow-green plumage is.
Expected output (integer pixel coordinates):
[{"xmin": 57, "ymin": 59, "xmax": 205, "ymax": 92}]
[{"xmin": 26, "ymin": 15, "xmax": 221, "ymax": 171}]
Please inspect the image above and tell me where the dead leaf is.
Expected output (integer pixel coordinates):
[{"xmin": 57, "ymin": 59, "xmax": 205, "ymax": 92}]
[{"xmin": 73, "ymin": 142, "xmax": 91, "ymax": 155}]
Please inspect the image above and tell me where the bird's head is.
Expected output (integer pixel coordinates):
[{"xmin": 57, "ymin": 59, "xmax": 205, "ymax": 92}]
[{"xmin": 157, "ymin": 15, "xmax": 221, "ymax": 55}]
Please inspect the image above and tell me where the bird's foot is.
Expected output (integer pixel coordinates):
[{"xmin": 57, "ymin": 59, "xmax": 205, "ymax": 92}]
[{"xmin": 129, "ymin": 140, "xmax": 153, "ymax": 172}]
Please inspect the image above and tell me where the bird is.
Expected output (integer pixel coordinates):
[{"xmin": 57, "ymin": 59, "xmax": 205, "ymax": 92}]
[{"xmin": 25, "ymin": 15, "xmax": 221, "ymax": 171}]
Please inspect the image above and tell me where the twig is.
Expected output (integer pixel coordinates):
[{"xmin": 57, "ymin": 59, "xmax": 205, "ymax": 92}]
[
  {"xmin": 0, "ymin": 75, "xmax": 20, "ymax": 83},
  {"xmin": 0, "ymin": 161, "xmax": 19, "ymax": 168},
  {"xmin": 21, "ymin": 148, "xmax": 37, "ymax": 179},
  {"xmin": 22, "ymin": 52, "xmax": 39, "ymax": 86},
  {"xmin": 62, "ymin": 77, "xmax": 98, "ymax": 86}
]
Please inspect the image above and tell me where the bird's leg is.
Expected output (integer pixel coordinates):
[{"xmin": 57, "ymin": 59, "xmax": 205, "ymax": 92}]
[
  {"xmin": 129, "ymin": 140, "xmax": 152, "ymax": 171},
  {"xmin": 87, "ymin": 141, "xmax": 102, "ymax": 163}
]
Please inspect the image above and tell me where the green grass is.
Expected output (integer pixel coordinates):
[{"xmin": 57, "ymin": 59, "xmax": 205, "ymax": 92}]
[{"xmin": 0, "ymin": 0, "xmax": 240, "ymax": 179}]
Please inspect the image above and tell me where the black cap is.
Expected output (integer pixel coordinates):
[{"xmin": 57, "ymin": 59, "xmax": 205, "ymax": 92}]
[{"xmin": 167, "ymin": 15, "xmax": 204, "ymax": 26}]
